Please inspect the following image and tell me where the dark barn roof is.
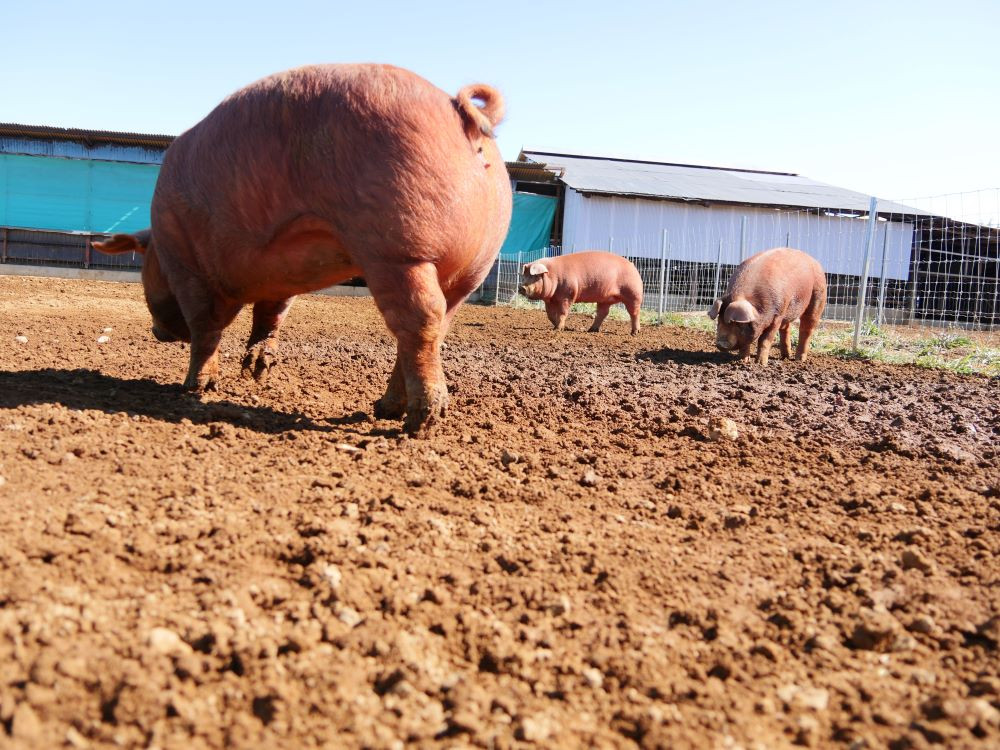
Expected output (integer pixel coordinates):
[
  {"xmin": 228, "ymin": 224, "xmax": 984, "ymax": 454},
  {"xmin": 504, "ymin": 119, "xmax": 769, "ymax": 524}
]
[{"xmin": 0, "ymin": 123, "xmax": 175, "ymax": 149}]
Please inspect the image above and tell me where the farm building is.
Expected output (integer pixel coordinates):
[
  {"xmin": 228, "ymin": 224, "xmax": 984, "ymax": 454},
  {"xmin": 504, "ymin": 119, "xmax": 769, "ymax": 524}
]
[
  {"xmin": 497, "ymin": 150, "xmax": 1000, "ymax": 329},
  {"xmin": 0, "ymin": 123, "xmax": 169, "ymax": 269}
]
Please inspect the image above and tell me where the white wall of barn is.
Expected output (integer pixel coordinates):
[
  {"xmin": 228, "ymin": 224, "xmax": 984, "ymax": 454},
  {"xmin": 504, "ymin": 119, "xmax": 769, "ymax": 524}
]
[{"xmin": 561, "ymin": 190, "xmax": 915, "ymax": 280}]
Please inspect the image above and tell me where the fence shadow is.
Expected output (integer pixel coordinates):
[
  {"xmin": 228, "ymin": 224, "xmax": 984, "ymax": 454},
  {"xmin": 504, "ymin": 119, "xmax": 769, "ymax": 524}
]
[
  {"xmin": 636, "ymin": 348, "xmax": 733, "ymax": 366},
  {"xmin": 0, "ymin": 368, "xmax": 332, "ymax": 435}
]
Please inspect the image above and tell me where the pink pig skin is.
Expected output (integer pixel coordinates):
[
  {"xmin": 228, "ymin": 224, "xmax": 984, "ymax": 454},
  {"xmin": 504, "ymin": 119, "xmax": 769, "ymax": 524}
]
[
  {"xmin": 708, "ymin": 247, "xmax": 827, "ymax": 366},
  {"xmin": 519, "ymin": 251, "xmax": 644, "ymax": 335},
  {"xmin": 92, "ymin": 64, "xmax": 512, "ymax": 435}
]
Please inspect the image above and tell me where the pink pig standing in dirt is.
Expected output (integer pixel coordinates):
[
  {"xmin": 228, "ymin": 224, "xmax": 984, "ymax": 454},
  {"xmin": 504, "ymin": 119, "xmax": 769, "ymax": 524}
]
[
  {"xmin": 92, "ymin": 64, "xmax": 512, "ymax": 435},
  {"xmin": 518, "ymin": 251, "xmax": 643, "ymax": 335},
  {"xmin": 708, "ymin": 247, "xmax": 826, "ymax": 365}
]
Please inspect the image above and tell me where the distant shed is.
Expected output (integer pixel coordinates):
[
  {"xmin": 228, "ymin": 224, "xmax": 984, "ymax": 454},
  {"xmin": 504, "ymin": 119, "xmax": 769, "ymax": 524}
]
[
  {"xmin": 0, "ymin": 123, "xmax": 172, "ymax": 268},
  {"xmin": 511, "ymin": 150, "xmax": 998, "ymax": 327}
]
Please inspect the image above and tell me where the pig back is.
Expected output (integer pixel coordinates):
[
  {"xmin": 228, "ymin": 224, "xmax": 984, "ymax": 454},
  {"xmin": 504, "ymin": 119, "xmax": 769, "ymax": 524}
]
[
  {"xmin": 153, "ymin": 64, "xmax": 511, "ymax": 286},
  {"xmin": 725, "ymin": 248, "xmax": 823, "ymax": 318}
]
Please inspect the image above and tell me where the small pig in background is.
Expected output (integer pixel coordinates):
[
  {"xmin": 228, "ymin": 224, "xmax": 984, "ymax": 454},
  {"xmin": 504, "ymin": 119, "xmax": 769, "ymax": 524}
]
[
  {"xmin": 708, "ymin": 247, "xmax": 826, "ymax": 365},
  {"xmin": 519, "ymin": 251, "xmax": 643, "ymax": 335}
]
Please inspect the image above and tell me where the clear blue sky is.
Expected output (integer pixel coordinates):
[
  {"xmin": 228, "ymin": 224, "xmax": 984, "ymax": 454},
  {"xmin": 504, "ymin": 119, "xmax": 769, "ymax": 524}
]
[{"xmin": 3, "ymin": 0, "xmax": 997, "ymax": 203}]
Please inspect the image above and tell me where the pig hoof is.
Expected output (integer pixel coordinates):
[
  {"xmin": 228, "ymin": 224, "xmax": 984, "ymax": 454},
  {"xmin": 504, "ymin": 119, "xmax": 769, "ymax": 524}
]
[
  {"xmin": 183, "ymin": 377, "xmax": 218, "ymax": 392},
  {"xmin": 401, "ymin": 390, "xmax": 449, "ymax": 436},
  {"xmin": 241, "ymin": 343, "xmax": 277, "ymax": 383},
  {"xmin": 374, "ymin": 396, "xmax": 406, "ymax": 420}
]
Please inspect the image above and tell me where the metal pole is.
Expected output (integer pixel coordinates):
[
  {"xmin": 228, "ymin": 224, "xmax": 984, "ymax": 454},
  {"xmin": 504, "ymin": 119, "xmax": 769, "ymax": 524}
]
[
  {"xmin": 515, "ymin": 250, "xmax": 522, "ymax": 300},
  {"xmin": 908, "ymin": 246, "xmax": 920, "ymax": 326},
  {"xmin": 712, "ymin": 238, "xmax": 723, "ymax": 301},
  {"xmin": 1, "ymin": 227, "xmax": 7, "ymax": 263},
  {"xmin": 657, "ymin": 229, "xmax": 668, "ymax": 316},
  {"xmin": 852, "ymin": 197, "xmax": 879, "ymax": 349},
  {"xmin": 876, "ymin": 224, "xmax": 890, "ymax": 326},
  {"xmin": 609, "ymin": 236, "xmax": 614, "ymax": 254},
  {"xmin": 83, "ymin": 235, "xmax": 91, "ymax": 269},
  {"xmin": 785, "ymin": 230, "xmax": 791, "ymax": 248},
  {"xmin": 494, "ymin": 255, "xmax": 501, "ymax": 306},
  {"xmin": 740, "ymin": 216, "xmax": 748, "ymax": 261}
]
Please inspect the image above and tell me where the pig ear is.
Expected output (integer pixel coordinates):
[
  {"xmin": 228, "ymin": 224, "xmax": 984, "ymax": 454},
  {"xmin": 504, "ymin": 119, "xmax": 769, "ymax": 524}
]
[
  {"xmin": 724, "ymin": 299, "xmax": 758, "ymax": 324},
  {"xmin": 527, "ymin": 262, "xmax": 549, "ymax": 275},
  {"xmin": 707, "ymin": 299, "xmax": 723, "ymax": 320},
  {"xmin": 92, "ymin": 230, "xmax": 150, "ymax": 255}
]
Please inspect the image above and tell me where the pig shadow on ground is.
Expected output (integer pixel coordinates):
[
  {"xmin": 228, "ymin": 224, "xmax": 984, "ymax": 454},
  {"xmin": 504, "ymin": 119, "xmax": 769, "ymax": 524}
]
[
  {"xmin": 636, "ymin": 348, "xmax": 733, "ymax": 366},
  {"xmin": 0, "ymin": 368, "xmax": 330, "ymax": 435}
]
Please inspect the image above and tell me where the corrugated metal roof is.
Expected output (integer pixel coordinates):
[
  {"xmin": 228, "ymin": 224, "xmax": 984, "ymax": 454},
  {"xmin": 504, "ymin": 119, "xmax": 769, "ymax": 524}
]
[
  {"xmin": 505, "ymin": 161, "xmax": 561, "ymax": 183},
  {"xmin": 0, "ymin": 123, "xmax": 174, "ymax": 149},
  {"xmin": 520, "ymin": 150, "xmax": 927, "ymax": 216}
]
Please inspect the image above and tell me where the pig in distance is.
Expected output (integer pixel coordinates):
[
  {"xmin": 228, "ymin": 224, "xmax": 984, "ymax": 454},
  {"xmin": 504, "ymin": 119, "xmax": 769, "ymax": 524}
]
[
  {"xmin": 93, "ymin": 64, "xmax": 513, "ymax": 435},
  {"xmin": 519, "ymin": 251, "xmax": 644, "ymax": 335},
  {"xmin": 708, "ymin": 247, "xmax": 826, "ymax": 365}
]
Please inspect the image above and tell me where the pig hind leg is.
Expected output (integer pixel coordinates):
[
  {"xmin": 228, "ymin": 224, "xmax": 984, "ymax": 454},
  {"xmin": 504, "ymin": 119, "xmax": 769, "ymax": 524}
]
[
  {"xmin": 796, "ymin": 291, "xmax": 827, "ymax": 361},
  {"xmin": 625, "ymin": 297, "xmax": 641, "ymax": 335},
  {"xmin": 589, "ymin": 303, "xmax": 612, "ymax": 333},
  {"xmin": 242, "ymin": 298, "xmax": 294, "ymax": 383},
  {"xmin": 369, "ymin": 262, "xmax": 449, "ymax": 435}
]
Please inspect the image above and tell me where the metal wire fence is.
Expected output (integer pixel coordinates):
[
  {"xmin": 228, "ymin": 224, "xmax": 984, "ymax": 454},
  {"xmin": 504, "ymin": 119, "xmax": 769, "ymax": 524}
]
[
  {"xmin": 478, "ymin": 189, "xmax": 1000, "ymax": 346},
  {"xmin": 4, "ymin": 188, "xmax": 999, "ymax": 349},
  {"xmin": 0, "ymin": 227, "xmax": 142, "ymax": 270}
]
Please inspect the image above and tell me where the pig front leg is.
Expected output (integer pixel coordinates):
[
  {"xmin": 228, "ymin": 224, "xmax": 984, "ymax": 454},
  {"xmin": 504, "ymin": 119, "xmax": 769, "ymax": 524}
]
[
  {"xmin": 756, "ymin": 320, "xmax": 782, "ymax": 366},
  {"xmin": 242, "ymin": 298, "xmax": 294, "ymax": 383},
  {"xmin": 369, "ymin": 263, "xmax": 449, "ymax": 435},
  {"xmin": 176, "ymin": 285, "xmax": 241, "ymax": 392},
  {"xmin": 546, "ymin": 298, "xmax": 571, "ymax": 331},
  {"xmin": 589, "ymin": 303, "xmax": 611, "ymax": 333}
]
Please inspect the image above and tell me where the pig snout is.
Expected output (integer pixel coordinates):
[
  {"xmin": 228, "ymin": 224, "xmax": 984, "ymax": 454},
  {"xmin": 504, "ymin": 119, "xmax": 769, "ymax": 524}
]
[
  {"xmin": 518, "ymin": 284, "xmax": 527, "ymax": 296},
  {"xmin": 715, "ymin": 327, "xmax": 739, "ymax": 351}
]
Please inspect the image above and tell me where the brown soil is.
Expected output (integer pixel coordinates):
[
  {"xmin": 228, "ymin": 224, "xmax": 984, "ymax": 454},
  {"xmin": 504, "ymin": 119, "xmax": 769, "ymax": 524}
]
[{"xmin": 1, "ymin": 275, "xmax": 998, "ymax": 750}]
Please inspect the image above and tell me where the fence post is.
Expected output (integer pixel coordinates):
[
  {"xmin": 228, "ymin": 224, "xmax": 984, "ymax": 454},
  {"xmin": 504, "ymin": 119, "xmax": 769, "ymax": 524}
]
[
  {"xmin": 1, "ymin": 227, "xmax": 7, "ymax": 263},
  {"xmin": 515, "ymin": 250, "xmax": 522, "ymax": 300},
  {"xmin": 712, "ymin": 238, "xmax": 723, "ymax": 301},
  {"xmin": 609, "ymin": 236, "xmax": 614, "ymax": 254},
  {"xmin": 83, "ymin": 234, "xmax": 91, "ymax": 269},
  {"xmin": 657, "ymin": 229, "xmax": 668, "ymax": 317},
  {"xmin": 852, "ymin": 197, "xmax": 879, "ymax": 350},
  {"xmin": 494, "ymin": 256, "xmax": 501, "ymax": 306},
  {"xmin": 908, "ymin": 253, "xmax": 920, "ymax": 325},
  {"xmin": 740, "ymin": 216, "xmax": 748, "ymax": 261},
  {"xmin": 876, "ymin": 224, "xmax": 890, "ymax": 326}
]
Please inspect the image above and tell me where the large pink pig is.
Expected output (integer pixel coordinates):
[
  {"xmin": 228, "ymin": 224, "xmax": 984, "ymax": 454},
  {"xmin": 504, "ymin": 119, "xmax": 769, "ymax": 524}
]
[
  {"xmin": 518, "ymin": 251, "xmax": 643, "ymax": 334},
  {"xmin": 92, "ymin": 64, "xmax": 512, "ymax": 435},
  {"xmin": 708, "ymin": 247, "xmax": 826, "ymax": 365}
]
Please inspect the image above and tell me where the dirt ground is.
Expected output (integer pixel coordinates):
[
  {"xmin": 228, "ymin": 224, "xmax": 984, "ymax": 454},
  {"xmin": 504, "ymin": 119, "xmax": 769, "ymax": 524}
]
[{"xmin": 0, "ymin": 275, "xmax": 997, "ymax": 750}]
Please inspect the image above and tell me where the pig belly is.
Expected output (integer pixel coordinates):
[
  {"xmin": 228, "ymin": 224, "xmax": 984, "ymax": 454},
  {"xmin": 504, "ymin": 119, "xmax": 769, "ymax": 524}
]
[
  {"xmin": 574, "ymin": 285, "xmax": 624, "ymax": 305},
  {"xmin": 229, "ymin": 214, "xmax": 362, "ymax": 302}
]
